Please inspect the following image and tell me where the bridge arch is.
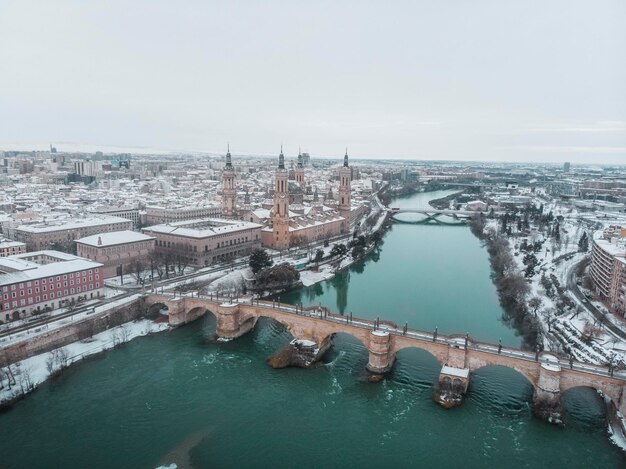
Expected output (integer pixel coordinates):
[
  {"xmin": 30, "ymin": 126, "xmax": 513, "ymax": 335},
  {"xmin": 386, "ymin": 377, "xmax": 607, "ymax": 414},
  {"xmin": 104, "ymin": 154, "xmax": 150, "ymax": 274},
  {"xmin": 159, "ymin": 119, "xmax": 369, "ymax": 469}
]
[
  {"xmin": 147, "ymin": 302, "xmax": 169, "ymax": 318},
  {"xmin": 394, "ymin": 343, "xmax": 446, "ymax": 365},
  {"xmin": 252, "ymin": 315, "xmax": 297, "ymax": 351},
  {"xmin": 391, "ymin": 346, "xmax": 442, "ymax": 388},
  {"xmin": 469, "ymin": 365, "xmax": 534, "ymax": 412},
  {"xmin": 323, "ymin": 332, "xmax": 369, "ymax": 374},
  {"xmin": 560, "ymin": 386, "xmax": 610, "ymax": 428},
  {"xmin": 255, "ymin": 314, "xmax": 299, "ymax": 343},
  {"xmin": 184, "ymin": 305, "xmax": 214, "ymax": 325}
]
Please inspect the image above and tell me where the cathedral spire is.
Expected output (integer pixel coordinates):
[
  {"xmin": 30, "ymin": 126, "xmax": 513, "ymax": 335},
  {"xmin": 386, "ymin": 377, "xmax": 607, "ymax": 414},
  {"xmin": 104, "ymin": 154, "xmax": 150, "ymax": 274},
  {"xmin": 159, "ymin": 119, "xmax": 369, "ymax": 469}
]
[
  {"xmin": 297, "ymin": 146, "xmax": 303, "ymax": 168},
  {"xmin": 343, "ymin": 148, "xmax": 349, "ymax": 167},
  {"xmin": 225, "ymin": 144, "xmax": 233, "ymax": 169},
  {"xmin": 278, "ymin": 145, "xmax": 285, "ymax": 169}
]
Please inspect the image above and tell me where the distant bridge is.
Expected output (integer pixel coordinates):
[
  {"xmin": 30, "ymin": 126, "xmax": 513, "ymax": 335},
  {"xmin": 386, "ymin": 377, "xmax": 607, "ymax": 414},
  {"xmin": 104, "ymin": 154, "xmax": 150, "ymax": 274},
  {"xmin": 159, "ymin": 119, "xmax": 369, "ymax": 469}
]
[
  {"xmin": 389, "ymin": 208, "xmax": 495, "ymax": 224},
  {"xmin": 146, "ymin": 293, "xmax": 626, "ymax": 427},
  {"xmin": 390, "ymin": 208, "xmax": 502, "ymax": 217}
]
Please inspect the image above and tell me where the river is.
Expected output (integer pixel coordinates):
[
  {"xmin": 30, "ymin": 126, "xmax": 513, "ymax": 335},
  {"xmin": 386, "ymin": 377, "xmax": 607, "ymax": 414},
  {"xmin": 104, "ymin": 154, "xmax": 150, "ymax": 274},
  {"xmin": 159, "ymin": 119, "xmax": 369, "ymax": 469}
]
[{"xmin": 0, "ymin": 190, "xmax": 623, "ymax": 468}]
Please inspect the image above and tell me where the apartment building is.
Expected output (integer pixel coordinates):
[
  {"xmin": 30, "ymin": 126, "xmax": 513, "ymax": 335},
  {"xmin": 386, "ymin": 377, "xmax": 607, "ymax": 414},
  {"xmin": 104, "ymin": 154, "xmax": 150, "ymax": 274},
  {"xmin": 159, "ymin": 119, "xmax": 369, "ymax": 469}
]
[
  {"xmin": 0, "ymin": 239, "xmax": 26, "ymax": 257},
  {"xmin": 590, "ymin": 226, "xmax": 626, "ymax": 317},
  {"xmin": 0, "ymin": 250, "xmax": 104, "ymax": 320}
]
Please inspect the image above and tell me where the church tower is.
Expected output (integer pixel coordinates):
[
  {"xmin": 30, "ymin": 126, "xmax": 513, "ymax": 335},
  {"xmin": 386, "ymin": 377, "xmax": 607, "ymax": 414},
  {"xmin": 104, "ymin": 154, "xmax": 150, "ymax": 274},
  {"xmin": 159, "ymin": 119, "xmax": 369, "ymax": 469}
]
[
  {"xmin": 338, "ymin": 148, "xmax": 351, "ymax": 234},
  {"xmin": 221, "ymin": 145, "xmax": 238, "ymax": 219},
  {"xmin": 295, "ymin": 147, "xmax": 305, "ymax": 190},
  {"xmin": 272, "ymin": 146, "xmax": 290, "ymax": 250}
]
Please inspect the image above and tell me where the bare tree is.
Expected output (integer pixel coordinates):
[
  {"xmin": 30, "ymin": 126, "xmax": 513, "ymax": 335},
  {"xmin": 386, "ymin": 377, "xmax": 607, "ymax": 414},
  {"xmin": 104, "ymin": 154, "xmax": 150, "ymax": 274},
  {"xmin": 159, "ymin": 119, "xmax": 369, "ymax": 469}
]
[
  {"xmin": 581, "ymin": 322, "xmax": 603, "ymax": 344},
  {"xmin": 529, "ymin": 296, "xmax": 543, "ymax": 316},
  {"xmin": 5, "ymin": 365, "xmax": 16, "ymax": 389},
  {"xmin": 129, "ymin": 256, "xmax": 147, "ymax": 284},
  {"xmin": 110, "ymin": 329, "xmax": 121, "ymax": 347},
  {"xmin": 171, "ymin": 243, "xmax": 194, "ymax": 275},
  {"xmin": 55, "ymin": 348, "xmax": 70, "ymax": 369},
  {"xmin": 149, "ymin": 250, "xmax": 165, "ymax": 280},
  {"xmin": 18, "ymin": 366, "xmax": 34, "ymax": 394},
  {"xmin": 546, "ymin": 311, "xmax": 556, "ymax": 333},
  {"xmin": 163, "ymin": 252, "xmax": 176, "ymax": 278},
  {"xmin": 46, "ymin": 353, "xmax": 56, "ymax": 374},
  {"xmin": 118, "ymin": 324, "xmax": 130, "ymax": 343}
]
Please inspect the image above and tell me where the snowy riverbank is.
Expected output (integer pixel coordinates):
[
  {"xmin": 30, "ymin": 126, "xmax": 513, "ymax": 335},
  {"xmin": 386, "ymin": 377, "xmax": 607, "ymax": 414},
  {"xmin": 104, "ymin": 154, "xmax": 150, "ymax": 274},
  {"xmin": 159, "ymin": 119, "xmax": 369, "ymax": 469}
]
[{"xmin": 0, "ymin": 318, "xmax": 169, "ymax": 406}]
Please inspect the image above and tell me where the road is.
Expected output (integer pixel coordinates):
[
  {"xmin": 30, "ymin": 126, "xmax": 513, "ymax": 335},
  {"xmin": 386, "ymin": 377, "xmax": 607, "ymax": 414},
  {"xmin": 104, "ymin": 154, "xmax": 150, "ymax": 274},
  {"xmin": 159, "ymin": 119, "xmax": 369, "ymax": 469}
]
[{"xmin": 566, "ymin": 258, "xmax": 626, "ymax": 340}]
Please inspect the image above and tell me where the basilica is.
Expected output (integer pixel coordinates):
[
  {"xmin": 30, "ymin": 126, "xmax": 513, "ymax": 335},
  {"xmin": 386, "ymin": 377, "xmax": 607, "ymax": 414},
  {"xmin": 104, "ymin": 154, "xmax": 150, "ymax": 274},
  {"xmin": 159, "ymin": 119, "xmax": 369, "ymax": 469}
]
[{"xmin": 220, "ymin": 147, "xmax": 354, "ymax": 251}]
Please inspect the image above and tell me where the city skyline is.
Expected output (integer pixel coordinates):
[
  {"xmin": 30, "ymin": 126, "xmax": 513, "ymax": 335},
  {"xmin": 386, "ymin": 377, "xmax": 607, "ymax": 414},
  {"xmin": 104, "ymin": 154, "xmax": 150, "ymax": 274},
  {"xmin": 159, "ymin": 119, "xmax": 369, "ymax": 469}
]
[{"xmin": 1, "ymin": 0, "xmax": 625, "ymax": 164}]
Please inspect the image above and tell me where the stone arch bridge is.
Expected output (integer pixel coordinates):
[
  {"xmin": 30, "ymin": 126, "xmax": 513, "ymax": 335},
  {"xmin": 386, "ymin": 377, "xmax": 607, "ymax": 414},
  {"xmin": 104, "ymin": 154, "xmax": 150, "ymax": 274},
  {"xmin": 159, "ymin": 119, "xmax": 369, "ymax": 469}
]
[{"xmin": 146, "ymin": 293, "xmax": 626, "ymax": 425}]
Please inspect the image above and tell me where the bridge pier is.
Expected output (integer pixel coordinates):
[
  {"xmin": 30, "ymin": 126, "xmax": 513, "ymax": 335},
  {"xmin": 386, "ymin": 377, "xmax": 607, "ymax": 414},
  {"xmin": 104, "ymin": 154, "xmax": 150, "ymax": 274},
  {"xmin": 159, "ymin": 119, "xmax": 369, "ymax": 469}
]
[
  {"xmin": 533, "ymin": 354, "xmax": 562, "ymax": 423},
  {"xmin": 215, "ymin": 302, "xmax": 255, "ymax": 339},
  {"xmin": 167, "ymin": 298, "xmax": 189, "ymax": 327},
  {"xmin": 267, "ymin": 335, "xmax": 333, "ymax": 369},
  {"xmin": 366, "ymin": 330, "xmax": 395, "ymax": 375},
  {"xmin": 434, "ymin": 338, "xmax": 470, "ymax": 408}
]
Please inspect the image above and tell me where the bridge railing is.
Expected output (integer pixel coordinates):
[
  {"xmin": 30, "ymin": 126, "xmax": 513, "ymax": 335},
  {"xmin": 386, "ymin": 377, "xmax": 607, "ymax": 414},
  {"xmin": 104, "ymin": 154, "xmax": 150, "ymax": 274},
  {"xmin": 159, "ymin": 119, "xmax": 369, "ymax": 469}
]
[{"xmin": 164, "ymin": 293, "xmax": 623, "ymax": 381}]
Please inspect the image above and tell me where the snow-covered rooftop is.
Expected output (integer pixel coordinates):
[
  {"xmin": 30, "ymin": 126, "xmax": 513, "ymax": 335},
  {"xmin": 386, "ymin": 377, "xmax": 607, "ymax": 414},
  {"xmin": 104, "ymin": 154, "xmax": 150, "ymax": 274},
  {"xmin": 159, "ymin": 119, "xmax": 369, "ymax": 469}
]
[
  {"xmin": 440, "ymin": 365, "xmax": 470, "ymax": 378},
  {"xmin": 143, "ymin": 218, "xmax": 262, "ymax": 238},
  {"xmin": 76, "ymin": 230, "xmax": 155, "ymax": 247},
  {"xmin": 16, "ymin": 216, "xmax": 131, "ymax": 233}
]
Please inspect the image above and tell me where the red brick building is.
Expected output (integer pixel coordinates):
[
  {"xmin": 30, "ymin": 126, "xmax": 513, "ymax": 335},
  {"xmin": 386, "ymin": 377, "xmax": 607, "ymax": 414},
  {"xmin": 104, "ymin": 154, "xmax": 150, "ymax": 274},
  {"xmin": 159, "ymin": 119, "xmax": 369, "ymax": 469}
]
[{"xmin": 0, "ymin": 250, "xmax": 104, "ymax": 321}]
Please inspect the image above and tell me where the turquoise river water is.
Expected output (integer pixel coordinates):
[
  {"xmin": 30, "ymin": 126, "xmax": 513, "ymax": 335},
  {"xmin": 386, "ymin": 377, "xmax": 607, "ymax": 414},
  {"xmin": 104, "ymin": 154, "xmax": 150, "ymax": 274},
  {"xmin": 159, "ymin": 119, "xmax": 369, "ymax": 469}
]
[{"xmin": 0, "ymin": 191, "xmax": 624, "ymax": 468}]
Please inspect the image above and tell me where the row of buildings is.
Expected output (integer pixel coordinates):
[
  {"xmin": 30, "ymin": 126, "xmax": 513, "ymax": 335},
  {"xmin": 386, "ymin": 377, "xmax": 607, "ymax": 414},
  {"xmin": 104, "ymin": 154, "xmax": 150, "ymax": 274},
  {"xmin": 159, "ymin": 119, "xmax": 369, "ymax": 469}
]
[{"xmin": 0, "ymin": 148, "xmax": 367, "ymax": 320}]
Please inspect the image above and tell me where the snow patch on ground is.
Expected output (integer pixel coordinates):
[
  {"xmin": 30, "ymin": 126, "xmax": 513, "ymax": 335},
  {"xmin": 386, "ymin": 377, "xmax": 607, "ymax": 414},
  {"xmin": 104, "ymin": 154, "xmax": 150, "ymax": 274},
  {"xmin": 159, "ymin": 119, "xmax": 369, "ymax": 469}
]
[{"xmin": 0, "ymin": 319, "xmax": 169, "ymax": 405}]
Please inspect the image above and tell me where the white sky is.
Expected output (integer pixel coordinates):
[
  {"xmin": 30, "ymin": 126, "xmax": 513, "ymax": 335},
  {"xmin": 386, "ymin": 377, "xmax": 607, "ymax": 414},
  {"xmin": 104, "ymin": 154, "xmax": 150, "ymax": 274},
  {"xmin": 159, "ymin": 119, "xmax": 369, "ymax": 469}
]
[{"xmin": 1, "ymin": 0, "xmax": 625, "ymax": 164}]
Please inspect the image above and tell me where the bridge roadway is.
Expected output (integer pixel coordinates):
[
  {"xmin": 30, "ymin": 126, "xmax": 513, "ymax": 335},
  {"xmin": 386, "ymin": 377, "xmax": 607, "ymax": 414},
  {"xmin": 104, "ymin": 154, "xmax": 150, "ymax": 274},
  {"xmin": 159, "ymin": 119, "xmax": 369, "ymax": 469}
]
[
  {"xmin": 147, "ymin": 293, "xmax": 626, "ymax": 422},
  {"xmin": 390, "ymin": 208, "xmax": 503, "ymax": 217}
]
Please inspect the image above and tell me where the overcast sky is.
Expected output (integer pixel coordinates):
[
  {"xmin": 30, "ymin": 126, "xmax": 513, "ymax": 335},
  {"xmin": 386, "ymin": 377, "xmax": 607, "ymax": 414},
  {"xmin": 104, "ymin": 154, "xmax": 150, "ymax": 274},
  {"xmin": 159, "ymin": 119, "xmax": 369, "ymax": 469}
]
[{"xmin": 1, "ymin": 0, "xmax": 625, "ymax": 164}]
